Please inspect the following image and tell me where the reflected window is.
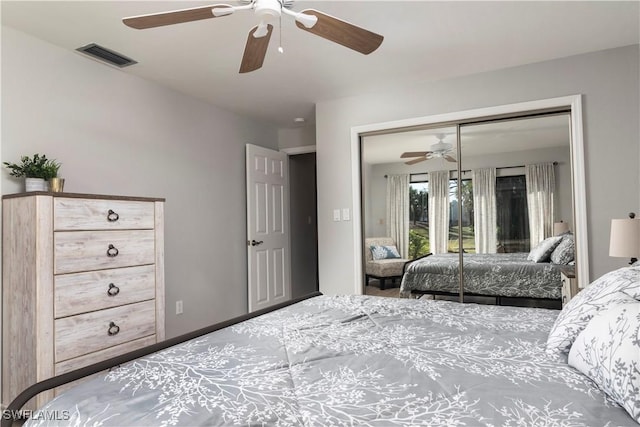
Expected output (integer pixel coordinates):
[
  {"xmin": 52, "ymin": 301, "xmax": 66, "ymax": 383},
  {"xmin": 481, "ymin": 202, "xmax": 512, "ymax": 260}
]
[
  {"xmin": 409, "ymin": 182, "xmax": 429, "ymax": 258},
  {"xmin": 449, "ymin": 179, "xmax": 475, "ymax": 253},
  {"xmin": 496, "ymin": 175, "xmax": 529, "ymax": 252}
]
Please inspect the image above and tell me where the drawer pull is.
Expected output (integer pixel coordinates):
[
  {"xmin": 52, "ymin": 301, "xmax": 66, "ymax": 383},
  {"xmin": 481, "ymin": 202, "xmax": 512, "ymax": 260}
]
[
  {"xmin": 107, "ymin": 283, "xmax": 120, "ymax": 297},
  {"xmin": 107, "ymin": 244, "xmax": 119, "ymax": 257},
  {"xmin": 108, "ymin": 321, "xmax": 120, "ymax": 336},
  {"xmin": 107, "ymin": 209, "xmax": 120, "ymax": 222}
]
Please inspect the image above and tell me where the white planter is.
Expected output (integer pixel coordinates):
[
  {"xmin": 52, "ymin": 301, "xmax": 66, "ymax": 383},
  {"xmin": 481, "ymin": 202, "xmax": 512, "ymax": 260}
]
[{"xmin": 25, "ymin": 178, "xmax": 48, "ymax": 192}]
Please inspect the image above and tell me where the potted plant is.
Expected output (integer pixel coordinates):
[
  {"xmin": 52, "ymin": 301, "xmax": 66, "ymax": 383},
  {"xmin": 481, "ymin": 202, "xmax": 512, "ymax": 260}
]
[{"xmin": 3, "ymin": 154, "xmax": 62, "ymax": 192}]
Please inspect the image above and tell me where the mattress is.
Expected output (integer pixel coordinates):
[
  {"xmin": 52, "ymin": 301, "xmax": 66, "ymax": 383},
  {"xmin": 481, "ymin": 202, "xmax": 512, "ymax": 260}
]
[{"xmin": 400, "ymin": 252, "xmax": 563, "ymax": 299}]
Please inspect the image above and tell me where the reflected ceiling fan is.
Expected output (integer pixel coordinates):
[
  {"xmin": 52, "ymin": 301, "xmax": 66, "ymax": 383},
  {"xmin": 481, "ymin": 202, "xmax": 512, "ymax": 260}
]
[
  {"xmin": 400, "ymin": 134, "xmax": 457, "ymax": 165},
  {"xmin": 122, "ymin": 0, "xmax": 384, "ymax": 73}
]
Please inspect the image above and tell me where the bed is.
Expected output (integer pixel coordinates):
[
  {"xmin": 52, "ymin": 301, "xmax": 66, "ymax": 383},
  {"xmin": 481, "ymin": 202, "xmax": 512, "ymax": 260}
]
[
  {"xmin": 400, "ymin": 252, "xmax": 565, "ymax": 300},
  {"xmin": 7, "ymin": 266, "xmax": 640, "ymax": 427}
]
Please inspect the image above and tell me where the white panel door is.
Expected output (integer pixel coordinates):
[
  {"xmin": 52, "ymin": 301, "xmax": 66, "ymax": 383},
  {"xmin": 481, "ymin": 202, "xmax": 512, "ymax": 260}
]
[{"xmin": 246, "ymin": 144, "xmax": 291, "ymax": 312}]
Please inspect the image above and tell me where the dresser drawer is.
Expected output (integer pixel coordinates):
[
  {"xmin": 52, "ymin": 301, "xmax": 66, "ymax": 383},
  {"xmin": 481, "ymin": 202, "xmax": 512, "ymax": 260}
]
[
  {"xmin": 55, "ymin": 265, "xmax": 156, "ymax": 318},
  {"xmin": 55, "ymin": 300, "xmax": 156, "ymax": 362},
  {"xmin": 54, "ymin": 230, "xmax": 155, "ymax": 274},
  {"xmin": 54, "ymin": 198, "xmax": 155, "ymax": 231},
  {"xmin": 55, "ymin": 335, "xmax": 157, "ymax": 376},
  {"xmin": 53, "ymin": 335, "xmax": 157, "ymax": 395}
]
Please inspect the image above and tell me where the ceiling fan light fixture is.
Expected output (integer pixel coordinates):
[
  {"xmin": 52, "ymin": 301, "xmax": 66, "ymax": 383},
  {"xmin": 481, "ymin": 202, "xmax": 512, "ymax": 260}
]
[{"xmin": 254, "ymin": 0, "xmax": 281, "ymax": 21}]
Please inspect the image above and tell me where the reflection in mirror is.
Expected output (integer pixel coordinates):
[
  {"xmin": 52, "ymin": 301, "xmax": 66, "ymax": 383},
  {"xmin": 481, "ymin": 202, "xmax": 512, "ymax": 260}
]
[
  {"xmin": 361, "ymin": 126, "xmax": 459, "ymax": 298},
  {"xmin": 361, "ymin": 113, "xmax": 574, "ymax": 309}
]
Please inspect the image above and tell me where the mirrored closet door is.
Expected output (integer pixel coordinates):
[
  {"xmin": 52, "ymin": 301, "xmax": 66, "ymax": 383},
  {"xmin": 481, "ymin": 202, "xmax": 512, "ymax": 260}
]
[
  {"xmin": 361, "ymin": 110, "xmax": 578, "ymax": 308},
  {"xmin": 457, "ymin": 113, "xmax": 574, "ymax": 308}
]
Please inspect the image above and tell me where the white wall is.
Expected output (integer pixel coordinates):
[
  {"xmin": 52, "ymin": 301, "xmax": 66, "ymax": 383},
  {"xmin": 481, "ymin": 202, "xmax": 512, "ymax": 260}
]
[
  {"xmin": 1, "ymin": 27, "xmax": 279, "ymax": 338},
  {"xmin": 317, "ymin": 45, "xmax": 640, "ymax": 295},
  {"xmin": 364, "ymin": 146, "xmax": 572, "ymax": 238}
]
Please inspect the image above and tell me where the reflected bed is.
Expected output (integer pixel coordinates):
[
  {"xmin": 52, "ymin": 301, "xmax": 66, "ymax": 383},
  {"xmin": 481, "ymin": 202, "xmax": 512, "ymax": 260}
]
[{"xmin": 400, "ymin": 252, "xmax": 564, "ymax": 301}]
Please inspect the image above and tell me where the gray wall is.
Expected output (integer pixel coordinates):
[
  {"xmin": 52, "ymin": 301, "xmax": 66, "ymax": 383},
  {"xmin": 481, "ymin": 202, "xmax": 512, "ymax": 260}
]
[
  {"xmin": 316, "ymin": 45, "xmax": 640, "ymax": 296},
  {"xmin": 1, "ymin": 26, "xmax": 279, "ymax": 338},
  {"xmin": 364, "ymin": 146, "xmax": 572, "ymax": 239},
  {"xmin": 278, "ymin": 126, "xmax": 316, "ymax": 150}
]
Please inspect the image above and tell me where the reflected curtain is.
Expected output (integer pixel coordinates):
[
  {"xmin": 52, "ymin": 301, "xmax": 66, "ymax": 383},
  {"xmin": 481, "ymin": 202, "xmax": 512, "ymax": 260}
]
[
  {"xmin": 428, "ymin": 170, "xmax": 450, "ymax": 254},
  {"xmin": 525, "ymin": 163, "xmax": 555, "ymax": 249},
  {"xmin": 472, "ymin": 167, "xmax": 497, "ymax": 253},
  {"xmin": 386, "ymin": 174, "xmax": 410, "ymax": 258}
]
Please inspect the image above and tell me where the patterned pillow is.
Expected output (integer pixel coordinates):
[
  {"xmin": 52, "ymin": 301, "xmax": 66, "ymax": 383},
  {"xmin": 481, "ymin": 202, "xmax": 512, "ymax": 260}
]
[
  {"xmin": 370, "ymin": 245, "xmax": 401, "ymax": 260},
  {"xmin": 568, "ymin": 297, "xmax": 640, "ymax": 423},
  {"xmin": 527, "ymin": 236, "xmax": 563, "ymax": 262},
  {"xmin": 546, "ymin": 266, "xmax": 640, "ymax": 356},
  {"xmin": 550, "ymin": 234, "xmax": 575, "ymax": 265}
]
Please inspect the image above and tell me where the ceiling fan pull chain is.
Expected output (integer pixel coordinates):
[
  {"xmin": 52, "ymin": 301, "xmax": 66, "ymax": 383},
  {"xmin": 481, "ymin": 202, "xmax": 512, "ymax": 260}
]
[{"xmin": 278, "ymin": 13, "xmax": 284, "ymax": 53}]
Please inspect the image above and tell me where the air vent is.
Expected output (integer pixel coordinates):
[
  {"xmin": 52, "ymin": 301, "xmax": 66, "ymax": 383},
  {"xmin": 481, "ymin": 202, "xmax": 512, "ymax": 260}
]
[{"xmin": 76, "ymin": 43, "xmax": 137, "ymax": 68}]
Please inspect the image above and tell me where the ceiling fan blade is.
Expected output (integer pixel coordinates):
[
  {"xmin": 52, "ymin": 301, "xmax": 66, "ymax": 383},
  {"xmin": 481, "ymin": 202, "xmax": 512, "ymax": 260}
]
[
  {"xmin": 444, "ymin": 155, "xmax": 457, "ymax": 163},
  {"xmin": 400, "ymin": 151, "xmax": 430, "ymax": 159},
  {"xmin": 123, "ymin": 4, "xmax": 230, "ymax": 29},
  {"xmin": 295, "ymin": 9, "xmax": 383, "ymax": 54},
  {"xmin": 405, "ymin": 157, "xmax": 427, "ymax": 165},
  {"xmin": 239, "ymin": 24, "xmax": 273, "ymax": 74}
]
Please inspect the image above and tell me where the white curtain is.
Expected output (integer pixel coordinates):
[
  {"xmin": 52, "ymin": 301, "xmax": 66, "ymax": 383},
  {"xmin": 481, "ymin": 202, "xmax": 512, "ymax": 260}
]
[
  {"xmin": 472, "ymin": 167, "xmax": 497, "ymax": 253},
  {"xmin": 428, "ymin": 170, "xmax": 450, "ymax": 254},
  {"xmin": 525, "ymin": 163, "xmax": 556, "ymax": 249},
  {"xmin": 386, "ymin": 174, "xmax": 410, "ymax": 258}
]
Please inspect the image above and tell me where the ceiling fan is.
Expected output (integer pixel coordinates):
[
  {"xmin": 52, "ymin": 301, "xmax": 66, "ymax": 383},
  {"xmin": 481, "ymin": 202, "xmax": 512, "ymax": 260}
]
[
  {"xmin": 400, "ymin": 134, "xmax": 457, "ymax": 165},
  {"xmin": 122, "ymin": 0, "xmax": 384, "ymax": 73}
]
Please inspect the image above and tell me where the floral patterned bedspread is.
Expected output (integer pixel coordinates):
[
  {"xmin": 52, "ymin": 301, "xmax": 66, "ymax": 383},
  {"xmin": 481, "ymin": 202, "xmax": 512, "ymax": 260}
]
[
  {"xmin": 400, "ymin": 252, "xmax": 563, "ymax": 299},
  {"xmin": 28, "ymin": 295, "xmax": 636, "ymax": 426}
]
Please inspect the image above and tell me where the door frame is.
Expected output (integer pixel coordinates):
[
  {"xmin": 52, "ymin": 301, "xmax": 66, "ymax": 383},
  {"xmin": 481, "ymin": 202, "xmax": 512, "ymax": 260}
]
[
  {"xmin": 351, "ymin": 95, "xmax": 588, "ymax": 294},
  {"xmin": 245, "ymin": 144, "xmax": 318, "ymax": 311}
]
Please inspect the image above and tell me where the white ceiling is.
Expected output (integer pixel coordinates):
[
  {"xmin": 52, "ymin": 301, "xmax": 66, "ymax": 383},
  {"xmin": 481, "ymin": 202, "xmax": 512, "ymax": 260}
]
[
  {"xmin": 2, "ymin": 1, "xmax": 639, "ymax": 128},
  {"xmin": 362, "ymin": 113, "xmax": 571, "ymax": 164}
]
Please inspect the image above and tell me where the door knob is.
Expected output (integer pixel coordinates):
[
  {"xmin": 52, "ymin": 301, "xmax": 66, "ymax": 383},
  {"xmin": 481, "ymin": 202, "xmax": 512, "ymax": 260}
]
[{"xmin": 250, "ymin": 239, "xmax": 264, "ymax": 246}]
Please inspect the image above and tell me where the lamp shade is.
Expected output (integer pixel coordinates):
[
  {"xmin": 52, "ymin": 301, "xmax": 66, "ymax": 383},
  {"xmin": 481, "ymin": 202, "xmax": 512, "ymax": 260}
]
[
  {"xmin": 553, "ymin": 221, "xmax": 570, "ymax": 236},
  {"xmin": 609, "ymin": 218, "xmax": 640, "ymax": 257}
]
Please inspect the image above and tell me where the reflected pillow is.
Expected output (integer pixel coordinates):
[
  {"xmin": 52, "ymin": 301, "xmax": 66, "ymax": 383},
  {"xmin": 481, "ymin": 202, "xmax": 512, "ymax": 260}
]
[
  {"xmin": 527, "ymin": 236, "xmax": 563, "ymax": 263},
  {"xmin": 370, "ymin": 245, "xmax": 401, "ymax": 260},
  {"xmin": 546, "ymin": 265, "xmax": 640, "ymax": 356},
  {"xmin": 550, "ymin": 234, "xmax": 575, "ymax": 265},
  {"xmin": 568, "ymin": 297, "xmax": 640, "ymax": 423}
]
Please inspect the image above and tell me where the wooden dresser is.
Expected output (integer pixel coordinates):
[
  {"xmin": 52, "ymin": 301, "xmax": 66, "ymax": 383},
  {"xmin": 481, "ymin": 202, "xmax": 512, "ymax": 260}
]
[{"xmin": 2, "ymin": 192, "xmax": 165, "ymax": 408}]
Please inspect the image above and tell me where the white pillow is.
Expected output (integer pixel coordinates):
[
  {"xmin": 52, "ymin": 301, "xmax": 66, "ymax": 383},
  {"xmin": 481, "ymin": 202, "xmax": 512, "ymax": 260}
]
[
  {"xmin": 546, "ymin": 265, "xmax": 640, "ymax": 356},
  {"xmin": 527, "ymin": 236, "xmax": 563, "ymax": 263},
  {"xmin": 568, "ymin": 297, "xmax": 640, "ymax": 423}
]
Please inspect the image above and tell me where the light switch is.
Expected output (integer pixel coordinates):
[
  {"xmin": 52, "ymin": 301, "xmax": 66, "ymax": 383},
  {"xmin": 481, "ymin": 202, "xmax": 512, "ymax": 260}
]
[
  {"xmin": 333, "ymin": 209, "xmax": 341, "ymax": 222},
  {"xmin": 342, "ymin": 208, "xmax": 350, "ymax": 221}
]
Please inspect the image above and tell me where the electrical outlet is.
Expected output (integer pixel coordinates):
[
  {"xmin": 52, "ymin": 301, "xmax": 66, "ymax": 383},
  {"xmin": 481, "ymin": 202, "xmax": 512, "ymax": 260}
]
[
  {"xmin": 333, "ymin": 209, "xmax": 341, "ymax": 221},
  {"xmin": 176, "ymin": 300, "xmax": 183, "ymax": 315},
  {"xmin": 342, "ymin": 208, "xmax": 350, "ymax": 221}
]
